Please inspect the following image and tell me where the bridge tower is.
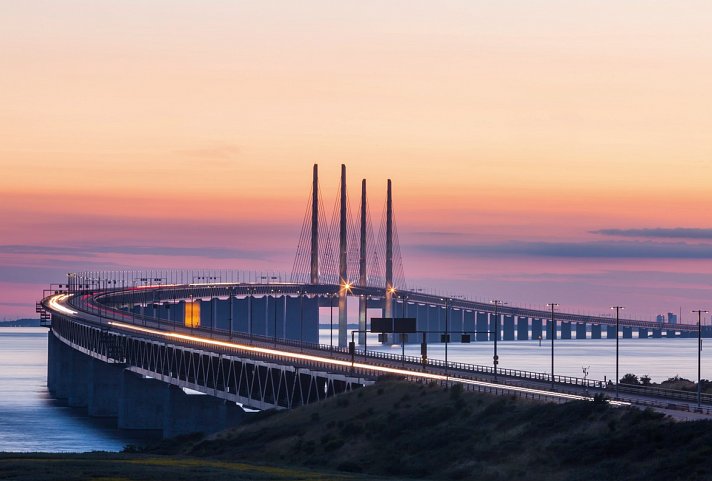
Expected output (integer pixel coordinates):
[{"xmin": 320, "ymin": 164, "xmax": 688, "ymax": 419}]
[
  {"xmin": 338, "ymin": 164, "xmax": 349, "ymax": 347},
  {"xmin": 384, "ymin": 179, "xmax": 394, "ymax": 337},
  {"xmin": 310, "ymin": 164, "xmax": 319, "ymax": 284},
  {"xmin": 358, "ymin": 179, "xmax": 368, "ymax": 345}
]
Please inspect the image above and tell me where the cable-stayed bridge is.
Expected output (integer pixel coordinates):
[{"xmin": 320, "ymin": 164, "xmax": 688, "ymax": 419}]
[{"xmin": 38, "ymin": 164, "xmax": 712, "ymax": 437}]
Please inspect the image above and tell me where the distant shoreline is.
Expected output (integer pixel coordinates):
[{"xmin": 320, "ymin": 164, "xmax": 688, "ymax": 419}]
[{"xmin": 0, "ymin": 319, "xmax": 41, "ymax": 328}]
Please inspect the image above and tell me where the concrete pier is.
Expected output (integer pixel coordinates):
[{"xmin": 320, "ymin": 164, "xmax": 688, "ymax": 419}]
[
  {"xmin": 503, "ymin": 315, "xmax": 515, "ymax": 341},
  {"xmin": 560, "ymin": 322, "xmax": 572, "ymax": 340},
  {"xmin": 575, "ymin": 323, "xmax": 586, "ymax": 340},
  {"xmin": 516, "ymin": 316, "xmax": 528, "ymax": 340},
  {"xmin": 545, "ymin": 320, "xmax": 557, "ymax": 340},
  {"xmin": 622, "ymin": 327, "xmax": 633, "ymax": 339},
  {"xmin": 531, "ymin": 319, "xmax": 543, "ymax": 341},
  {"xmin": 476, "ymin": 312, "xmax": 488, "ymax": 341},
  {"xmin": 591, "ymin": 324, "xmax": 602, "ymax": 339}
]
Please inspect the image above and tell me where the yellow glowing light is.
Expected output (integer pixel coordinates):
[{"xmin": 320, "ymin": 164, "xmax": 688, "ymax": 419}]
[{"xmin": 184, "ymin": 301, "xmax": 200, "ymax": 328}]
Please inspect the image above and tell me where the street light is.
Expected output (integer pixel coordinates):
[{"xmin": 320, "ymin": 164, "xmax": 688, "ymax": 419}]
[
  {"xmin": 547, "ymin": 303, "xmax": 559, "ymax": 390},
  {"xmin": 491, "ymin": 300, "xmax": 506, "ymax": 381},
  {"xmin": 611, "ymin": 306, "xmax": 624, "ymax": 400},
  {"xmin": 692, "ymin": 309, "xmax": 708, "ymax": 408},
  {"xmin": 442, "ymin": 297, "xmax": 451, "ymax": 379}
]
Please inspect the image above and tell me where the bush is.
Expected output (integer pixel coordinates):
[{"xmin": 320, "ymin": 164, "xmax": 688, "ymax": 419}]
[{"xmin": 620, "ymin": 373, "xmax": 640, "ymax": 385}]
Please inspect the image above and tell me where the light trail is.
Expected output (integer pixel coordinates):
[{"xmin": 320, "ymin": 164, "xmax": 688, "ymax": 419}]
[
  {"xmin": 47, "ymin": 294, "xmax": 77, "ymax": 316},
  {"xmin": 106, "ymin": 320, "xmax": 631, "ymax": 407}
]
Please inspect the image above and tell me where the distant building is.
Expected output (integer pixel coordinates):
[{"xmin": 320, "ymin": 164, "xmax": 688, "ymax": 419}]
[
  {"xmin": 656, "ymin": 314, "xmax": 665, "ymax": 323},
  {"xmin": 667, "ymin": 313, "xmax": 677, "ymax": 324}
]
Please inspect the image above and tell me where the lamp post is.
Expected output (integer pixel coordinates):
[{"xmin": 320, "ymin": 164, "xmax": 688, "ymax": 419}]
[
  {"xmin": 272, "ymin": 289, "xmax": 277, "ymax": 347},
  {"xmin": 547, "ymin": 303, "xmax": 559, "ymax": 390},
  {"xmin": 692, "ymin": 309, "xmax": 708, "ymax": 408},
  {"xmin": 491, "ymin": 300, "xmax": 505, "ymax": 381},
  {"xmin": 611, "ymin": 306, "xmax": 624, "ymax": 400}
]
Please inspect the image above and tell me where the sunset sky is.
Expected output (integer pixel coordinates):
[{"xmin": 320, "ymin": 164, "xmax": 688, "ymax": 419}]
[{"xmin": 2, "ymin": 1, "xmax": 712, "ymax": 322}]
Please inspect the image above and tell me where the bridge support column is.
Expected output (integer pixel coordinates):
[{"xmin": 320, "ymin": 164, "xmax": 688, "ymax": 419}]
[
  {"xmin": 622, "ymin": 327, "xmax": 633, "ymax": 339},
  {"xmin": 638, "ymin": 328, "xmax": 649, "ymax": 339},
  {"xmin": 591, "ymin": 324, "xmax": 602, "ymax": 339},
  {"xmin": 516, "ymin": 316, "xmax": 528, "ymax": 340},
  {"xmin": 67, "ymin": 344, "xmax": 90, "ymax": 408},
  {"xmin": 490, "ymin": 313, "xmax": 502, "ymax": 341},
  {"xmin": 606, "ymin": 325, "xmax": 617, "ymax": 339},
  {"xmin": 531, "ymin": 319, "xmax": 543, "ymax": 341},
  {"xmin": 503, "ymin": 315, "xmax": 515, "ymax": 341},
  {"xmin": 47, "ymin": 331, "xmax": 60, "ymax": 396},
  {"xmin": 666, "ymin": 330, "xmax": 677, "ymax": 338},
  {"xmin": 545, "ymin": 320, "xmax": 557, "ymax": 340},
  {"xmin": 163, "ymin": 385, "xmax": 247, "ymax": 438},
  {"xmin": 576, "ymin": 322, "xmax": 586, "ymax": 339},
  {"xmin": 560, "ymin": 321, "xmax": 572, "ymax": 340},
  {"xmin": 476, "ymin": 312, "xmax": 488, "ymax": 341},
  {"xmin": 118, "ymin": 371, "xmax": 167, "ymax": 431},
  {"xmin": 88, "ymin": 358, "xmax": 122, "ymax": 417}
]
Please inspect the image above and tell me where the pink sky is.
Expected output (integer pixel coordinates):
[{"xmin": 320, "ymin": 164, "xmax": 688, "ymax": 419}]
[{"xmin": 1, "ymin": 2, "xmax": 712, "ymax": 322}]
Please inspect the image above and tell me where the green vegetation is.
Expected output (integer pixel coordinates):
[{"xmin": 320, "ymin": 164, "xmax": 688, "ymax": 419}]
[
  {"xmin": 620, "ymin": 373, "xmax": 712, "ymax": 393},
  {"xmin": 6, "ymin": 380, "xmax": 712, "ymax": 480},
  {"xmin": 159, "ymin": 380, "xmax": 712, "ymax": 481}
]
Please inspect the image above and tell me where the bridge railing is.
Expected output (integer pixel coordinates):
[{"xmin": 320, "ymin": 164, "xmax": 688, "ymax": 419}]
[{"xmin": 65, "ymin": 293, "xmax": 712, "ymax": 403}]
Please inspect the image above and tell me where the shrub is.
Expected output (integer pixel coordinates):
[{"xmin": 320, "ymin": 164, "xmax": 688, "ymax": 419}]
[{"xmin": 620, "ymin": 373, "xmax": 640, "ymax": 385}]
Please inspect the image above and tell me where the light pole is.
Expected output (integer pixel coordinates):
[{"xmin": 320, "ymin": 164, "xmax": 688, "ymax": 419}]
[
  {"xmin": 491, "ymin": 300, "xmax": 505, "ymax": 381},
  {"xmin": 547, "ymin": 303, "xmax": 559, "ymax": 390},
  {"xmin": 272, "ymin": 289, "xmax": 277, "ymax": 347},
  {"xmin": 692, "ymin": 309, "xmax": 708, "ymax": 408},
  {"xmin": 611, "ymin": 306, "xmax": 624, "ymax": 400}
]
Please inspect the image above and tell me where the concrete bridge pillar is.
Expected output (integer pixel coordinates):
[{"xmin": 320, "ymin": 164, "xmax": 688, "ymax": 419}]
[
  {"xmin": 545, "ymin": 320, "xmax": 557, "ymax": 340},
  {"xmin": 476, "ymin": 312, "xmax": 488, "ymax": 341},
  {"xmin": 489, "ymin": 313, "xmax": 502, "ymax": 341},
  {"xmin": 590, "ymin": 324, "xmax": 602, "ymax": 339},
  {"xmin": 531, "ymin": 319, "xmax": 543, "ymax": 341},
  {"xmin": 163, "ymin": 385, "xmax": 247, "ymax": 438},
  {"xmin": 463, "ymin": 310, "xmax": 476, "ymax": 336},
  {"xmin": 88, "ymin": 358, "xmax": 123, "ymax": 417},
  {"xmin": 503, "ymin": 315, "xmax": 515, "ymax": 341},
  {"xmin": 516, "ymin": 316, "xmax": 529, "ymax": 340},
  {"xmin": 666, "ymin": 330, "xmax": 677, "ymax": 338},
  {"xmin": 622, "ymin": 327, "xmax": 633, "ymax": 339},
  {"xmin": 638, "ymin": 328, "xmax": 649, "ymax": 339},
  {"xmin": 606, "ymin": 325, "xmax": 617, "ymax": 339},
  {"xmin": 67, "ymin": 345, "xmax": 90, "ymax": 408},
  {"xmin": 652, "ymin": 328, "xmax": 662, "ymax": 338},
  {"xmin": 576, "ymin": 322, "xmax": 587, "ymax": 339},
  {"xmin": 560, "ymin": 321, "xmax": 572, "ymax": 340},
  {"xmin": 47, "ymin": 331, "xmax": 59, "ymax": 396},
  {"xmin": 118, "ymin": 371, "xmax": 167, "ymax": 431}
]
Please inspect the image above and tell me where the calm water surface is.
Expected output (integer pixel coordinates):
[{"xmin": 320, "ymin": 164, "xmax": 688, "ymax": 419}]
[
  {"xmin": 0, "ymin": 327, "xmax": 705, "ymax": 452},
  {"xmin": 0, "ymin": 328, "xmax": 145, "ymax": 453}
]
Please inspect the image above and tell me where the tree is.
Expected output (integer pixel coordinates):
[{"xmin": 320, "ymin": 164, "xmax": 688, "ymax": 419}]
[
  {"xmin": 640, "ymin": 375, "xmax": 651, "ymax": 386},
  {"xmin": 620, "ymin": 373, "xmax": 640, "ymax": 385}
]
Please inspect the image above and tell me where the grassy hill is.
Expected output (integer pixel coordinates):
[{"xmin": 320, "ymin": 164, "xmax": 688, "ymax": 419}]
[{"xmin": 159, "ymin": 379, "xmax": 712, "ymax": 481}]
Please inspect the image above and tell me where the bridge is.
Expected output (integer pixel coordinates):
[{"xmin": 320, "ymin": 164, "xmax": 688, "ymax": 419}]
[{"xmin": 38, "ymin": 164, "xmax": 712, "ymax": 437}]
